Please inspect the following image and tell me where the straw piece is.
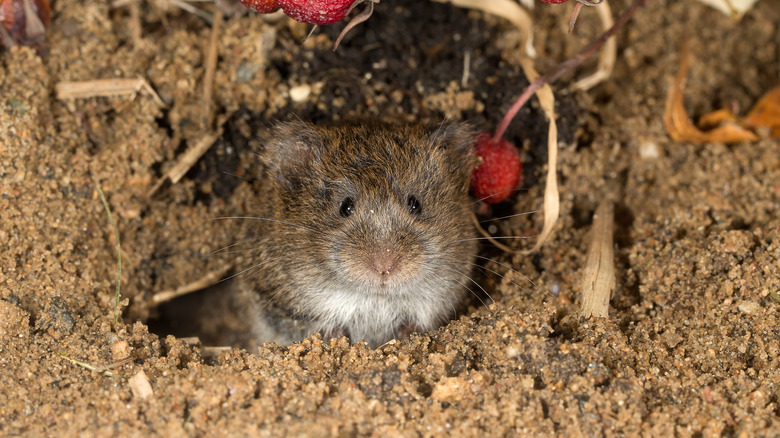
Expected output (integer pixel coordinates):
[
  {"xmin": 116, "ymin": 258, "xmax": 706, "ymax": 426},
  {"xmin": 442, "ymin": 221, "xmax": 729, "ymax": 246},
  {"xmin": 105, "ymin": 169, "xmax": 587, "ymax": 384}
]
[{"xmin": 580, "ymin": 200, "xmax": 615, "ymax": 319}]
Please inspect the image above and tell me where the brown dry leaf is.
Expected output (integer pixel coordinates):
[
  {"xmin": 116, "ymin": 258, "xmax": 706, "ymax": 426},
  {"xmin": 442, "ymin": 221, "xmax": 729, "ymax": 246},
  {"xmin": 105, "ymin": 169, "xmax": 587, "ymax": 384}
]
[
  {"xmin": 697, "ymin": 107, "xmax": 738, "ymax": 130},
  {"xmin": 664, "ymin": 44, "xmax": 759, "ymax": 144},
  {"xmin": 741, "ymin": 85, "xmax": 780, "ymax": 138}
]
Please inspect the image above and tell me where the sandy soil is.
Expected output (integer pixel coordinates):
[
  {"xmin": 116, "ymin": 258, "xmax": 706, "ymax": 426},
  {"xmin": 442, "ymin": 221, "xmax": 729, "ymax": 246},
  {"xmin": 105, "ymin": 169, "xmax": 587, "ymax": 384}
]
[{"xmin": 1, "ymin": 0, "xmax": 779, "ymax": 435}]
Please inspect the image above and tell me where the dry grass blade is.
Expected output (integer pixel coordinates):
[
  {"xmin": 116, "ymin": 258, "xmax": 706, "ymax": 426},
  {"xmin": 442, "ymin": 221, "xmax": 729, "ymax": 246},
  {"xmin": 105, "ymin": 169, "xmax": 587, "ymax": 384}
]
[
  {"xmin": 573, "ymin": 0, "xmax": 615, "ymax": 91},
  {"xmin": 580, "ymin": 200, "xmax": 615, "ymax": 318},
  {"xmin": 59, "ymin": 354, "xmax": 133, "ymax": 377},
  {"xmin": 56, "ymin": 78, "xmax": 165, "ymax": 107},
  {"xmin": 519, "ymin": 58, "xmax": 559, "ymax": 255},
  {"xmin": 150, "ymin": 264, "xmax": 232, "ymax": 306},
  {"xmin": 431, "ymin": 0, "xmax": 536, "ymax": 58}
]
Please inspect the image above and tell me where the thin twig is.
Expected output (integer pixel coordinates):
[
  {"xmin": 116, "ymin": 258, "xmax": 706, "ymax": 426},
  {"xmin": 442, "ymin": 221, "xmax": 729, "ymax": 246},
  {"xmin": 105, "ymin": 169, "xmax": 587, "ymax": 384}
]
[
  {"xmin": 56, "ymin": 78, "xmax": 165, "ymax": 107},
  {"xmin": 169, "ymin": 0, "xmax": 215, "ymax": 22},
  {"xmin": 148, "ymin": 127, "xmax": 223, "ymax": 195},
  {"xmin": 150, "ymin": 265, "xmax": 232, "ymax": 306}
]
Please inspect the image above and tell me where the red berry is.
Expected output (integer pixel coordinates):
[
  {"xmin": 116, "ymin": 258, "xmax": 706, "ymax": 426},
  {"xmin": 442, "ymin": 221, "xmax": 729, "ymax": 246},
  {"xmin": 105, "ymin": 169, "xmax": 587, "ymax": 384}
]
[
  {"xmin": 275, "ymin": 0, "xmax": 356, "ymax": 25},
  {"xmin": 0, "ymin": 0, "xmax": 50, "ymax": 50},
  {"xmin": 470, "ymin": 131, "xmax": 523, "ymax": 204},
  {"xmin": 239, "ymin": 0, "xmax": 280, "ymax": 13}
]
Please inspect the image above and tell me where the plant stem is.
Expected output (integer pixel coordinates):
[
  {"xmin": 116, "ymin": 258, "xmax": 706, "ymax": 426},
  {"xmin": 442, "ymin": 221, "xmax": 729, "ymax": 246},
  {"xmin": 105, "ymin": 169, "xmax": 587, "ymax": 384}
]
[{"xmin": 493, "ymin": 0, "xmax": 647, "ymax": 141}]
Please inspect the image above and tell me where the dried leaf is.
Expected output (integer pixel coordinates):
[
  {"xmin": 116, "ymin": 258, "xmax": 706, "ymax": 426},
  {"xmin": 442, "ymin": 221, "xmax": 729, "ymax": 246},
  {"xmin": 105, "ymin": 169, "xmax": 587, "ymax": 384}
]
[
  {"xmin": 663, "ymin": 43, "xmax": 759, "ymax": 144},
  {"xmin": 741, "ymin": 85, "xmax": 780, "ymax": 138},
  {"xmin": 697, "ymin": 107, "xmax": 738, "ymax": 130}
]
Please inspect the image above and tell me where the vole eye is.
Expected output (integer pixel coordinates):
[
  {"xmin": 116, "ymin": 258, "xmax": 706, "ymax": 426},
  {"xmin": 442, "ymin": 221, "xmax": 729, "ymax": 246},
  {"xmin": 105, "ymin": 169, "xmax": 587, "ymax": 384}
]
[
  {"xmin": 407, "ymin": 195, "xmax": 422, "ymax": 215},
  {"xmin": 340, "ymin": 197, "xmax": 355, "ymax": 218}
]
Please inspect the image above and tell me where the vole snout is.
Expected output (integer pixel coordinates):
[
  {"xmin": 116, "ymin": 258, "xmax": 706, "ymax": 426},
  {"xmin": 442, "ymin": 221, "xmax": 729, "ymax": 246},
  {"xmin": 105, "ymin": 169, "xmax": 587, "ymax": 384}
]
[
  {"xmin": 368, "ymin": 248, "xmax": 398, "ymax": 279},
  {"xmin": 340, "ymin": 214, "xmax": 425, "ymax": 291}
]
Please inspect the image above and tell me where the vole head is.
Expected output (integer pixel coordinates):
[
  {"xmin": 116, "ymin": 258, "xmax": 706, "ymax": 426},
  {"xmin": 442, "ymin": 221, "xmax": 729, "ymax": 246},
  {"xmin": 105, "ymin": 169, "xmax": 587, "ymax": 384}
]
[{"xmin": 258, "ymin": 120, "xmax": 478, "ymax": 341}]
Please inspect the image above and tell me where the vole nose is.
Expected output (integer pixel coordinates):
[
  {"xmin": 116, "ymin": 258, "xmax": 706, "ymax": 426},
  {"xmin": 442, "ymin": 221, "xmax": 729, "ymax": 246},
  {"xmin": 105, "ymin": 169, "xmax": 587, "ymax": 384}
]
[{"xmin": 370, "ymin": 249, "xmax": 397, "ymax": 278}]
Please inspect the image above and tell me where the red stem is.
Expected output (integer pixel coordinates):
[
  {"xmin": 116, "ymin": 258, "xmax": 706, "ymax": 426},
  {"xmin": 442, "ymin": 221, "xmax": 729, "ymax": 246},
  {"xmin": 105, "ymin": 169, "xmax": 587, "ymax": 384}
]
[{"xmin": 493, "ymin": 0, "xmax": 647, "ymax": 142}]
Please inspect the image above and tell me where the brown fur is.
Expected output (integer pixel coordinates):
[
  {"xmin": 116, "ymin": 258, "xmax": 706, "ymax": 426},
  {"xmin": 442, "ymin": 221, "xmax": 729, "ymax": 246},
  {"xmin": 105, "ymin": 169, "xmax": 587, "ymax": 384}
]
[{"xmin": 238, "ymin": 120, "xmax": 478, "ymax": 348}]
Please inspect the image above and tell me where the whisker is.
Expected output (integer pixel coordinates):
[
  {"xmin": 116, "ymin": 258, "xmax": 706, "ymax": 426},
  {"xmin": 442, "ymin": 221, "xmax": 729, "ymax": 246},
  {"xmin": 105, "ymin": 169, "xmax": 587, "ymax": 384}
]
[
  {"xmin": 211, "ymin": 216, "xmax": 325, "ymax": 235},
  {"xmin": 473, "ymin": 255, "xmax": 549, "ymax": 298},
  {"xmin": 471, "ymin": 263, "xmax": 526, "ymax": 294},
  {"xmin": 214, "ymin": 245, "xmax": 269, "ymax": 255},
  {"xmin": 435, "ymin": 266, "xmax": 494, "ymax": 314},
  {"xmin": 258, "ymin": 287, "xmax": 287, "ymax": 312},
  {"xmin": 447, "ymin": 235, "xmax": 538, "ymax": 244},
  {"xmin": 211, "ymin": 237, "xmax": 261, "ymax": 255},
  {"xmin": 424, "ymin": 270, "xmax": 461, "ymax": 320},
  {"xmin": 221, "ymin": 171, "xmax": 256, "ymax": 183},
  {"xmin": 429, "ymin": 117, "xmax": 449, "ymax": 147},
  {"xmin": 218, "ymin": 257, "xmax": 285, "ymax": 284},
  {"xmin": 456, "ymin": 268, "xmax": 495, "ymax": 304},
  {"xmin": 446, "ymin": 296, "xmax": 457, "ymax": 320},
  {"xmin": 478, "ymin": 210, "xmax": 540, "ymax": 224},
  {"xmin": 451, "ymin": 276, "xmax": 491, "ymax": 313},
  {"xmin": 472, "ymin": 187, "xmax": 531, "ymax": 205}
]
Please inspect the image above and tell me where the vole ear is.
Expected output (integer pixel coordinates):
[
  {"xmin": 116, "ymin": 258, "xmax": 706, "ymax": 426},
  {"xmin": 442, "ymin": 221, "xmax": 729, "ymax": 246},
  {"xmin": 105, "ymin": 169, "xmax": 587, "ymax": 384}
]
[
  {"xmin": 430, "ymin": 122, "xmax": 478, "ymax": 178},
  {"xmin": 262, "ymin": 121, "xmax": 323, "ymax": 191}
]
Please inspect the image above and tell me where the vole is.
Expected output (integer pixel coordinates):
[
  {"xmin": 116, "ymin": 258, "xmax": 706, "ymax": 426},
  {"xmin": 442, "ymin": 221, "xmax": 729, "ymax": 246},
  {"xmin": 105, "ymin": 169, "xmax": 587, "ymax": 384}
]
[{"xmin": 237, "ymin": 120, "xmax": 479, "ymax": 348}]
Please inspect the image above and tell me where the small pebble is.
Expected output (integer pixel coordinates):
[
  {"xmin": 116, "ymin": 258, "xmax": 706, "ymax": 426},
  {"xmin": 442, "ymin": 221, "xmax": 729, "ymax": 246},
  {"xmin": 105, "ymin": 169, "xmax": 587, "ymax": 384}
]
[{"xmin": 289, "ymin": 84, "xmax": 311, "ymax": 102}]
